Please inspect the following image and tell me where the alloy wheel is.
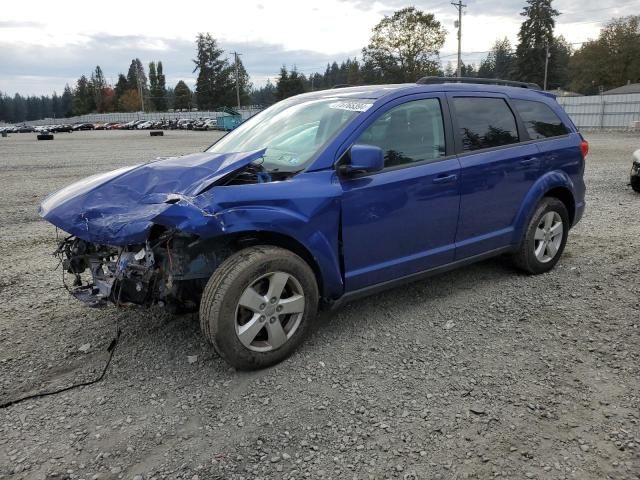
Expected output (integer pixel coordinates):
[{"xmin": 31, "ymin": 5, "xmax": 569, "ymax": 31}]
[
  {"xmin": 534, "ymin": 211, "xmax": 563, "ymax": 263},
  {"xmin": 234, "ymin": 271, "xmax": 305, "ymax": 352}
]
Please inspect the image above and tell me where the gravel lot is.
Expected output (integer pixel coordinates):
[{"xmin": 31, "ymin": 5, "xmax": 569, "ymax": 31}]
[{"xmin": 0, "ymin": 130, "xmax": 639, "ymax": 480}]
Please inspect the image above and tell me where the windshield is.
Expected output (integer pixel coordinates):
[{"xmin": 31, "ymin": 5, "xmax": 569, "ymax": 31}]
[{"xmin": 207, "ymin": 97, "xmax": 373, "ymax": 172}]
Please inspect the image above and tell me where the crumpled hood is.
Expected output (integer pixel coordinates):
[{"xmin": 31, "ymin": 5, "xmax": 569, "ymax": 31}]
[{"xmin": 39, "ymin": 149, "xmax": 266, "ymax": 245}]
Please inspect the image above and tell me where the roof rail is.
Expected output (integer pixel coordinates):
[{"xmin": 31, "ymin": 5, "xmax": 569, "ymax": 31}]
[{"xmin": 416, "ymin": 76, "xmax": 541, "ymax": 90}]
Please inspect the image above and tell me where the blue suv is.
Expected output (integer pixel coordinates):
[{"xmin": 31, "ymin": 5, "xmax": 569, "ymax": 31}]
[{"xmin": 40, "ymin": 78, "xmax": 587, "ymax": 369}]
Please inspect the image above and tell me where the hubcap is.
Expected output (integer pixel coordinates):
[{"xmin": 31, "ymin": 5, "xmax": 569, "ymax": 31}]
[
  {"xmin": 534, "ymin": 211, "xmax": 563, "ymax": 263},
  {"xmin": 235, "ymin": 271, "xmax": 305, "ymax": 352}
]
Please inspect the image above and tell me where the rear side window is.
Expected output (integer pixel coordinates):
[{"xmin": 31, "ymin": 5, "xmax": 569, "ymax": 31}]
[
  {"xmin": 357, "ymin": 98, "xmax": 446, "ymax": 168},
  {"xmin": 513, "ymin": 99, "xmax": 568, "ymax": 139},
  {"xmin": 452, "ymin": 97, "xmax": 519, "ymax": 152}
]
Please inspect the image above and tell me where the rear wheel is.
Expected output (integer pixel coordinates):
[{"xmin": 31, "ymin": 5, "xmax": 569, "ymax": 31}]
[
  {"xmin": 199, "ymin": 246, "xmax": 318, "ymax": 370},
  {"xmin": 513, "ymin": 197, "xmax": 569, "ymax": 274}
]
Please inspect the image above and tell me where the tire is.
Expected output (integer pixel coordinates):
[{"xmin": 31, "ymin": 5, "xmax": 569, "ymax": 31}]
[
  {"xmin": 513, "ymin": 197, "xmax": 570, "ymax": 275},
  {"xmin": 199, "ymin": 246, "xmax": 319, "ymax": 370},
  {"xmin": 631, "ymin": 174, "xmax": 640, "ymax": 193}
]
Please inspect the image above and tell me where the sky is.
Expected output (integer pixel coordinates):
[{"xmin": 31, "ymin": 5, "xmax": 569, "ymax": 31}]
[{"xmin": 0, "ymin": 0, "xmax": 638, "ymax": 96}]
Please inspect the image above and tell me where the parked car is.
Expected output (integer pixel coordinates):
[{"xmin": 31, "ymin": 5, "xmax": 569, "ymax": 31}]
[
  {"xmin": 631, "ymin": 149, "xmax": 640, "ymax": 192},
  {"xmin": 176, "ymin": 118, "xmax": 194, "ymax": 130},
  {"xmin": 194, "ymin": 118, "xmax": 217, "ymax": 131},
  {"xmin": 39, "ymin": 78, "xmax": 587, "ymax": 369},
  {"xmin": 72, "ymin": 123, "xmax": 94, "ymax": 131},
  {"xmin": 18, "ymin": 125, "xmax": 35, "ymax": 133},
  {"xmin": 52, "ymin": 124, "xmax": 73, "ymax": 133}
]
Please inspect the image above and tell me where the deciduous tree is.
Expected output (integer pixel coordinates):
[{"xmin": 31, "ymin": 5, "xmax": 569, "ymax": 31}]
[
  {"xmin": 362, "ymin": 7, "xmax": 446, "ymax": 83},
  {"xmin": 569, "ymin": 16, "xmax": 640, "ymax": 93}
]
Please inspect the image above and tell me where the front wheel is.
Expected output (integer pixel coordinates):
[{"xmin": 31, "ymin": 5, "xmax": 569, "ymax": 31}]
[
  {"xmin": 199, "ymin": 246, "xmax": 319, "ymax": 370},
  {"xmin": 513, "ymin": 197, "xmax": 570, "ymax": 274}
]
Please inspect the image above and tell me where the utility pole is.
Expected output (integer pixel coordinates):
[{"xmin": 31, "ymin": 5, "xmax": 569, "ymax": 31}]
[
  {"xmin": 452, "ymin": 1, "xmax": 466, "ymax": 77},
  {"xmin": 543, "ymin": 43, "xmax": 550, "ymax": 90},
  {"xmin": 233, "ymin": 51, "xmax": 242, "ymax": 110}
]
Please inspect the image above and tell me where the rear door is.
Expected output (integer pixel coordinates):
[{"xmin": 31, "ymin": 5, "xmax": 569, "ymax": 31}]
[
  {"xmin": 511, "ymin": 98, "xmax": 585, "ymax": 216},
  {"xmin": 447, "ymin": 93, "xmax": 540, "ymax": 259}
]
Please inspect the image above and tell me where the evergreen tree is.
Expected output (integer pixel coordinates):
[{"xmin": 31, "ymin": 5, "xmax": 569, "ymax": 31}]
[
  {"xmin": 275, "ymin": 66, "xmax": 305, "ymax": 100},
  {"xmin": 346, "ymin": 58, "xmax": 361, "ymax": 85},
  {"xmin": 72, "ymin": 75, "xmax": 94, "ymax": 115},
  {"xmin": 155, "ymin": 61, "xmax": 168, "ymax": 111},
  {"xmin": 513, "ymin": 0, "xmax": 559, "ymax": 86},
  {"xmin": 251, "ymin": 79, "xmax": 276, "ymax": 106},
  {"xmin": 275, "ymin": 67, "xmax": 289, "ymax": 100},
  {"xmin": 91, "ymin": 65, "xmax": 107, "ymax": 112},
  {"xmin": 0, "ymin": 93, "xmax": 12, "ymax": 122},
  {"xmin": 13, "ymin": 94, "xmax": 26, "ymax": 122},
  {"xmin": 114, "ymin": 74, "xmax": 128, "ymax": 105},
  {"xmin": 51, "ymin": 92, "xmax": 61, "ymax": 118},
  {"xmin": 174, "ymin": 80, "xmax": 192, "ymax": 110},
  {"xmin": 148, "ymin": 61, "xmax": 158, "ymax": 110},
  {"xmin": 126, "ymin": 58, "xmax": 147, "ymax": 109},
  {"xmin": 61, "ymin": 84, "xmax": 73, "ymax": 117},
  {"xmin": 227, "ymin": 56, "xmax": 251, "ymax": 107},
  {"xmin": 460, "ymin": 63, "xmax": 477, "ymax": 77},
  {"xmin": 548, "ymin": 36, "xmax": 572, "ymax": 89},
  {"xmin": 193, "ymin": 33, "xmax": 234, "ymax": 109},
  {"xmin": 478, "ymin": 38, "xmax": 514, "ymax": 79},
  {"xmin": 444, "ymin": 62, "xmax": 455, "ymax": 77},
  {"xmin": 147, "ymin": 61, "xmax": 168, "ymax": 111}
]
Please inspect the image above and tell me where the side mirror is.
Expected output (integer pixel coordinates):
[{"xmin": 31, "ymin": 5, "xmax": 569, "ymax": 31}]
[{"xmin": 339, "ymin": 144, "xmax": 384, "ymax": 177}]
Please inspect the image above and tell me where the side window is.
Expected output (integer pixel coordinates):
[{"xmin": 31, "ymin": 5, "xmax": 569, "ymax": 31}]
[
  {"xmin": 452, "ymin": 97, "xmax": 519, "ymax": 152},
  {"xmin": 513, "ymin": 99, "xmax": 569, "ymax": 139},
  {"xmin": 357, "ymin": 98, "xmax": 446, "ymax": 168}
]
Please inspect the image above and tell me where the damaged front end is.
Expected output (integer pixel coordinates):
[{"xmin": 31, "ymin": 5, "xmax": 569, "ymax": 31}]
[{"xmin": 54, "ymin": 231, "xmax": 226, "ymax": 312}]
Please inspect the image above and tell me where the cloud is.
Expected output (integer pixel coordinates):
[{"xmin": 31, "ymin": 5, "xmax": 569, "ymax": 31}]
[
  {"xmin": 1, "ymin": 0, "xmax": 632, "ymax": 96},
  {"xmin": 339, "ymin": 0, "xmax": 640, "ymax": 24},
  {"xmin": 0, "ymin": 20, "xmax": 44, "ymax": 28},
  {"xmin": 0, "ymin": 34, "xmax": 360, "ymax": 96}
]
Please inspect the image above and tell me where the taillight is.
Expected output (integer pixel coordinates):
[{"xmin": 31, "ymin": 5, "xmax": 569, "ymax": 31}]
[{"xmin": 580, "ymin": 140, "xmax": 589, "ymax": 159}]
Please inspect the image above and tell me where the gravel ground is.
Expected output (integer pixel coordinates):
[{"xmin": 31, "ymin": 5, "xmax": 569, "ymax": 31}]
[{"xmin": 0, "ymin": 130, "xmax": 638, "ymax": 480}]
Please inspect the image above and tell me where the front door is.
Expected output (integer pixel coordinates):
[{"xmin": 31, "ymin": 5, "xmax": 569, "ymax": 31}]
[{"xmin": 340, "ymin": 96, "xmax": 461, "ymax": 292}]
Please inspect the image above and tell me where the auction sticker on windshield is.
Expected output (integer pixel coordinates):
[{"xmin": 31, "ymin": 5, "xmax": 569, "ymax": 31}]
[{"xmin": 329, "ymin": 101, "xmax": 373, "ymax": 112}]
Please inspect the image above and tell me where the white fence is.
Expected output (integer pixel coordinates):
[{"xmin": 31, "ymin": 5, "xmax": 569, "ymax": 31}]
[
  {"xmin": 20, "ymin": 95, "xmax": 640, "ymax": 131},
  {"xmin": 25, "ymin": 107, "xmax": 262, "ymax": 126},
  {"xmin": 556, "ymin": 93, "xmax": 640, "ymax": 130}
]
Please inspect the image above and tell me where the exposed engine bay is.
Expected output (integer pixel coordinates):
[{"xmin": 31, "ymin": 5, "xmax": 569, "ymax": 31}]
[{"xmin": 55, "ymin": 232, "xmax": 228, "ymax": 312}]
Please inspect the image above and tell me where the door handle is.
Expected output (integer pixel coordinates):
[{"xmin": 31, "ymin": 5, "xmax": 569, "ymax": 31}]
[
  {"xmin": 432, "ymin": 174, "xmax": 458, "ymax": 184},
  {"xmin": 520, "ymin": 157, "xmax": 538, "ymax": 166}
]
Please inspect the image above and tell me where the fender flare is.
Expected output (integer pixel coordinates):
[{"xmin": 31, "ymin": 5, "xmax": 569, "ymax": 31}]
[
  {"xmin": 512, "ymin": 170, "xmax": 577, "ymax": 244},
  {"xmin": 158, "ymin": 204, "xmax": 344, "ymax": 299}
]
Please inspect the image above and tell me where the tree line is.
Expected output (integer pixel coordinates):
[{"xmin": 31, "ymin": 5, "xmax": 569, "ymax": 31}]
[
  {"xmin": 0, "ymin": 33, "xmax": 252, "ymax": 123},
  {"xmin": 254, "ymin": 3, "xmax": 640, "ymax": 102},
  {"xmin": 1, "ymin": 1, "xmax": 639, "ymax": 123}
]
